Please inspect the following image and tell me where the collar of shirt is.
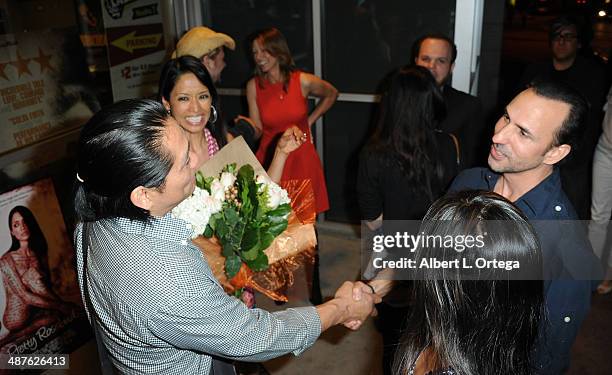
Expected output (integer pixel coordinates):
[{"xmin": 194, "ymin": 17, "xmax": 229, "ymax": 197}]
[
  {"xmin": 480, "ymin": 167, "xmax": 564, "ymax": 219},
  {"xmin": 114, "ymin": 214, "xmax": 195, "ymax": 245}
]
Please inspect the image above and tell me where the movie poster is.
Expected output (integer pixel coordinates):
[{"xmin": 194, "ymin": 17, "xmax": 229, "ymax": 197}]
[
  {"xmin": 0, "ymin": 30, "xmax": 100, "ymax": 155},
  {"xmin": 0, "ymin": 178, "xmax": 90, "ymax": 363},
  {"xmin": 102, "ymin": 0, "xmax": 166, "ymax": 101}
]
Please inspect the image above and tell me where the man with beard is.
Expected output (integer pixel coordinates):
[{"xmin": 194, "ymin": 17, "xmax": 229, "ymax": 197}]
[{"xmin": 412, "ymin": 34, "xmax": 485, "ymax": 168}]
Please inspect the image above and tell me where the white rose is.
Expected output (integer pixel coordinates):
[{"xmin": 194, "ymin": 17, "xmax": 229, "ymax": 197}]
[
  {"xmin": 256, "ymin": 174, "xmax": 270, "ymax": 186},
  {"xmin": 267, "ymin": 187, "xmax": 282, "ymax": 209},
  {"xmin": 203, "ymin": 195, "xmax": 223, "ymax": 214},
  {"xmin": 210, "ymin": 179, "xmax": 225, "ymax": 202},
  {"xmin": 220, "ymin": 172, "xmax": 236, "ymax": 190}
]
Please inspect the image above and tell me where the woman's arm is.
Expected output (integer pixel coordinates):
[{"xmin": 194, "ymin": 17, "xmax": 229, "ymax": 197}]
[
  {"xmin": 300, "ymin": 72, "xmax": 338, "ymax": 128},
  {"xmin": 266, "ymin": 126, "xmax": 306, "ymax": 183},
  {"xmin": 246, "ymin": 79, "xmax": 264, "ymax": 139}
]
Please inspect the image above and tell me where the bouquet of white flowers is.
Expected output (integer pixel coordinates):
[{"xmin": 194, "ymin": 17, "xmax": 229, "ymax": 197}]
[{"xmin": 172, "ymin": 163, "xmax": 291, "ymax": 283}]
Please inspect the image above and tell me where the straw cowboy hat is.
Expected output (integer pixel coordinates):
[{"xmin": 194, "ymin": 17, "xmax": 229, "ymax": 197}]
[{"xmin": 172, "ymin": 26, "xmax": 235, "ymax": 59}]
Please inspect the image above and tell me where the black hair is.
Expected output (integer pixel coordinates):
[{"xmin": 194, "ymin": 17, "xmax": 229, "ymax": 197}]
[
  {"xmin": 7, "ymin": 205, "xmax": 49, "ymax": 275},
  {"xmin": 73, "ymin": 99, "xmax": 173, "ymax": 222},
  {"xmin": 411, "ymin": 33, "xmax": 458, "ymax": 64},
  {"xmin": 549, "ymin": 15, "xmax": 580, "ymax": 42},
  {"xmin": 367, "ymin": 65, "xmax": 447, "ymax": 201},
  {"xmin": 158, "ymin": 55, "xmax": 227, "ymax": 148},
  {"xmin": 394, "ymin": 190, "xmax": 543, "ymax": 375},
  {"xmin": 529, "ymin": 79, "xmax": 588, "ymax": 150}
]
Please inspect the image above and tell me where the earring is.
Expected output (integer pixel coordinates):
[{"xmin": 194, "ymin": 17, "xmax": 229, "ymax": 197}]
[
  {"xmin": 166, "ymin": 107, "xmax": 171, "ymax": 115},
  {"xmin": 210, "ymin": 105, "xmax": 218, "ymax": 124}
]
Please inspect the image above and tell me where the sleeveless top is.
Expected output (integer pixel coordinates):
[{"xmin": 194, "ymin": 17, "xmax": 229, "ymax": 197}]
[
  {"xmin": 204, "ymin": 127, "xmax": 220, "ymax": 157},
  {"xmin": 254, "ymin": 70, "xmax": 329, "ymax": 213}
]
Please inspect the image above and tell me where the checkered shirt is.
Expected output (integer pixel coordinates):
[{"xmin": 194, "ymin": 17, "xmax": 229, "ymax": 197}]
[{"xmin": 74, "ymin": 214, "xmax": 320, "ymax": 374}]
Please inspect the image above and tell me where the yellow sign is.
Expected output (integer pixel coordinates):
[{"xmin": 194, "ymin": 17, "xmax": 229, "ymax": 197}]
[{"xmin": 110, "ymin": 31, "xmax": 161, "ymax": 53}]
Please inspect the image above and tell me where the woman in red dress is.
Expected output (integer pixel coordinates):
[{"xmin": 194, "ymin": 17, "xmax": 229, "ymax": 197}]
[{"xmin": 247, "ymin": 28, "xmax": 338, "ymax": 214}]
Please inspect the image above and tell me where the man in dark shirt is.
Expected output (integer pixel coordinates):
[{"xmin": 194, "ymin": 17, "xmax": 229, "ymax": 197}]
[
  {"xmin": 412, "ymin": 34, "xmax": 485, "ymax": 167},
  {"xmin": 518, "ymin": 15, "xmax": 607, "ymax": 219},
  {"xmin": 450, "ymin": 80, "xmax": 601, "ymax": 374}
]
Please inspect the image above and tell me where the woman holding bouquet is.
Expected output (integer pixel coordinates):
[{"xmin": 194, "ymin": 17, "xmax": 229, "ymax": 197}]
[
  {"xmin": 158, "ymin": 55, "xmax": 305, "ymax": 183},
  {"xmin": 246, "ymin": 27, "xmax": 338, "ymax": 215}
]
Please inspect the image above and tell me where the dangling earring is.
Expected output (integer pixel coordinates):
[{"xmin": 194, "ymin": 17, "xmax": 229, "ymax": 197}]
[
  {"xmin": 210, "ymin": 105, "xmax": 218, "ymax": 124},
  {"xmin": 166, "ymin": 107, "xmax": 171, "ymax": 115}
]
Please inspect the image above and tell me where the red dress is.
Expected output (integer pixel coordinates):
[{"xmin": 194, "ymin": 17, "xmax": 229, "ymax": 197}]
[{"xmin": 255, "ymin": 70, "xmax": 329, "ymax": 213}]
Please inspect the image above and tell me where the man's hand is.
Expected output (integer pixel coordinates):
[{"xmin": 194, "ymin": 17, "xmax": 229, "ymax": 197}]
[{"xmin": 334, "ymin": 281, "xmax": 381, "ymax": 330}]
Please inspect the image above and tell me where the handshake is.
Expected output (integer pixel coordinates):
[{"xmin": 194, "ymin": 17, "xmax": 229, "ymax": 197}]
[{"xmin": 316, "ymin": 281, "xmax": 382, "ymax": 332}]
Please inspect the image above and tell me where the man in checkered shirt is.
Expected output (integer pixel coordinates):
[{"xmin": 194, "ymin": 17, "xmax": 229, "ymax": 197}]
[{"xmin": 73, "ymin": 99, "xmax": 379, "ymax": 374}]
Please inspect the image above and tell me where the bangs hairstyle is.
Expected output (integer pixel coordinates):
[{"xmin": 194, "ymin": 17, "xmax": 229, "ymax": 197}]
[
  {"xmin": 74, "ymin": 99, "xmax": 173, "ymax": 222},
  {"xmin": 394, "ymin": 191, "xmax": 543, "ymax": 375},
  {"xmin": 368, "ymin": 65, "xmax": 446, "ymax": 199},
  {"xmin": 250, "ymin": 27, "xmax": 296, "ymax": 91},
  {"xmin": 158, "ymin": 55, "xmax": 226, "ymax": 148}
]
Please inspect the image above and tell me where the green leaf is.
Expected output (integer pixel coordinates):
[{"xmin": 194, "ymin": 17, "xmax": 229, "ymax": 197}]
[
  {"xmin": 241, "ymin": 244, "xmax": 260, "ymax": 261},
  {"xmin": 221, "ymin": 238, "xmax": 237, "ymax": 257},
  {"xmin": 238, "ymin": 164, "xmax": 255, "ymax": 182},
  {"xmin": 203, "ymin": 225, "xmax": 213, "ymax": 238},
  {"xmin": 269, "ymin": 220, "xmax": 288, "ymax": 237},
  {"xmin": 268, "ymin": 204, "xmax": 291, "ymax": 217},
  {"xmin": 241, "ymin": 225, "xmax": 259, "ymax": 253},
  {"xmin": 260, "ymin": 232, "xmax": 274, "ymax": 250},
  {"xmin": 246, "ymin": 251, "xmax": 269, "ymax": 272},
  {"xmin": 224, "ymin": 207, "xmax": 240, "ymax": 228},
  {"xmin": 223, "ymin": 163, "xmax": 237, "ymax": 174},
  {"xmin": 216, "ymin": 219, "xmax": 228, "ymax": 238},
  {"xmin": 225, "ymin": 255, "xmax": 242, "ymax": 279},
  {"xmin": 195, "ymin": 171, "xmax": 205, "ymax": 188}
]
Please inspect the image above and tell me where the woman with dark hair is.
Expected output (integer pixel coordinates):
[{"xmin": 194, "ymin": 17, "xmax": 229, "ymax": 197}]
[
  {"xmin": 357, "ymin": 65, "xmax": 460, "ymax": 375},
  {"xmin": 358, "ymin": 65, "xmax": 459, "ymax": 225},
  {"xmin": 0, "ymin": 206, "xmax": 74, "ymax": 344},
  {"xmin": 247, "ymin": 27, "xmax": 338, "ymax": 214},
  {"xmin": 158, "ymin": 55, "xmax": 304, "ymax": 182},
  {"xmin": 393, "ymin": 191, "xmax": 543, "ymax": 375}
]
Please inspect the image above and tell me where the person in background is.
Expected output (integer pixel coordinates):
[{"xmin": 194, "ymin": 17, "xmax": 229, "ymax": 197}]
[
  {"xmin": 73, "ymin": 99, "xmax": 380, "ymax": 374},
  {"xmin": 517, "ymin": 15, "xmax": 607, "ymax": 219},
  {"xmin": 357, "ymin": 65, "xmax": 460, "ymax": 375},
  {"xmin": 158, "ymin": 56, "xmax": 305, "ymax": 183},
  {"xmin": 173, "ymin": 26, "xmax": 261, "ymax": 149},
  {"xmin": 247, "ymin": 27, "xmax": 338, "ymax": 216},
  {"xmin": 412, "ymin": 33, "xmax": 485, "ymax": 168},
  {"xmin": 589, "ymin": 84, "xmax": 612, "ymax": 294},
  {"xmin": 246, "ymin": 27, "xmax": 338, "ymax": 306},
  {"xmin": 394, "ymin": 191, "xmax": 543, "ymax": 375}
]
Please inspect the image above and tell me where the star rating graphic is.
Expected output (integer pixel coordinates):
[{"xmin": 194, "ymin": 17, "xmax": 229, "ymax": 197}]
[
  {"xmin": 33, "ymin": 47, "xmax": 54, "ymax": 73},
  {"xmin": 0, "ymin": 48, "xmax": 55, "ymax": 80}
]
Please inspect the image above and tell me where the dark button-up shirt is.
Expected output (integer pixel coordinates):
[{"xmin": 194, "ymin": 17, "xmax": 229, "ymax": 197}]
[{"xmin": 450, "ymin": 167, "xmax": 601, "ymax": 374}]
